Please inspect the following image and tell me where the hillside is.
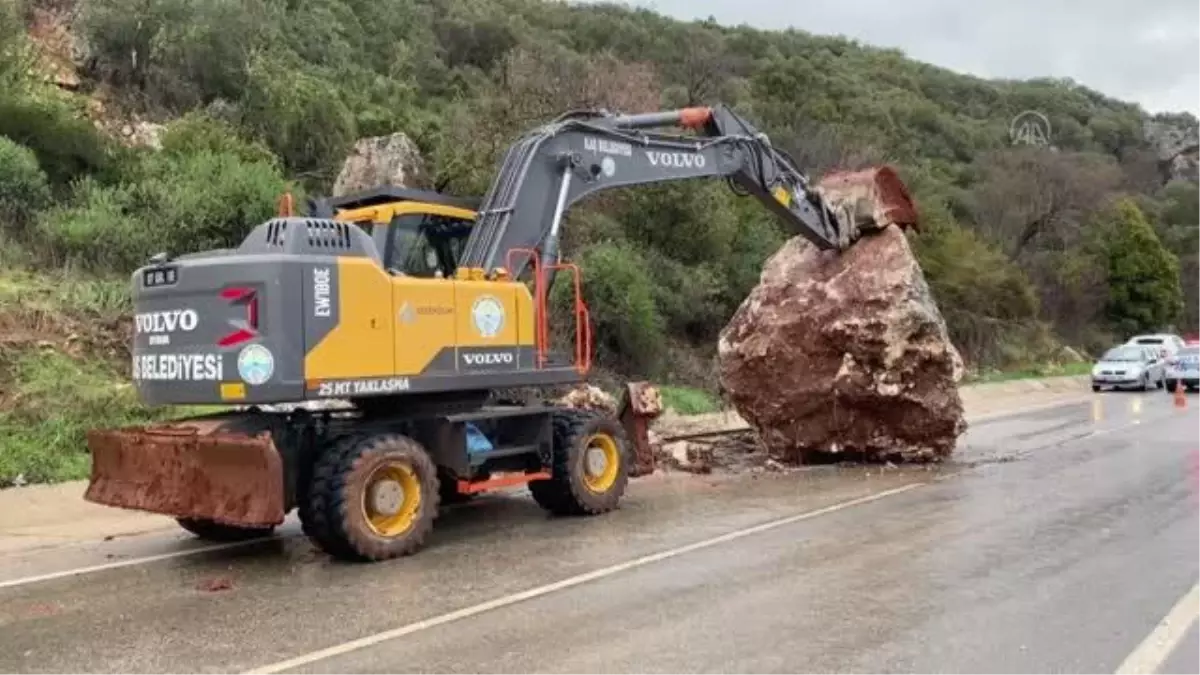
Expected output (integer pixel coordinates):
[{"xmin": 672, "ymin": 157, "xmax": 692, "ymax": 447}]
[{"xmin": 0, "ymin": 0, "xmax": 1196, "ymax": 485}]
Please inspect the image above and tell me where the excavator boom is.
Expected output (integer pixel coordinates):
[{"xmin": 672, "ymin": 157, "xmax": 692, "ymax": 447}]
[{"xmin": 459, "ymin": 103, "xmax": 918, "ymax": 279}]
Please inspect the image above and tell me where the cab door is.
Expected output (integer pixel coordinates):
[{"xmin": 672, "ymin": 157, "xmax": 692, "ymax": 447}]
[{"xmin": 386, "ymin": 219, "xmax": 458, "ymax": 377}]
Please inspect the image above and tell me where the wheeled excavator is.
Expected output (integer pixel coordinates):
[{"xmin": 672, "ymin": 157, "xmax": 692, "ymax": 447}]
[{"xmin": 84, "ymin": 104, "xmax": 918, "ymax": 561}]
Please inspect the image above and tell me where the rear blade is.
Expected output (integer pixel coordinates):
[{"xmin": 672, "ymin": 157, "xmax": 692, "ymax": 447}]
[
  {"xmin": 815, "ymin": 166, "xmax": 919, "ymax": 238},
  {"xmin": 84, "ymin": 418, "xmax": 286, "ymax": 528}
]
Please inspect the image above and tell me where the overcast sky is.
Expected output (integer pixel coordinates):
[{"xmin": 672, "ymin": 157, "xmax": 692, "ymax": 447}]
[{"xmin": 614, "ymin": 0, "xmax": 1200, "ymax": 115}]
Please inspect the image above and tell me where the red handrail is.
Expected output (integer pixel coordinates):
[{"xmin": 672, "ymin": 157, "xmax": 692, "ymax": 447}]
[
  {"xmin": 550, "ymin": 262, "xmax": 592, "ymax": 375},
  {"xmin": 500, "ymin": 249, "xmax": 592, "ymax": 375}
]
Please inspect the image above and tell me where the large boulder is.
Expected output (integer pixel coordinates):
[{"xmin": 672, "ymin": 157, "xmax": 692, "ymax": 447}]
[
  {"xmin": 332, "ymin": 132, "xmax": 427, "ymax": 196},
  {"xmin": 717, "ymin": 225, "xmax": 966, "ymax": 463}
]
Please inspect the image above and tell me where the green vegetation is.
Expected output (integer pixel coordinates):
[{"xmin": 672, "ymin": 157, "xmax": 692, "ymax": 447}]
[
  {"xmin": 0, "ymin": 0, "xmax": 1197, "ymax": 484},
  {"xmin": 659, "ymin": 386, "xmax": 721, "ymax": 415}
]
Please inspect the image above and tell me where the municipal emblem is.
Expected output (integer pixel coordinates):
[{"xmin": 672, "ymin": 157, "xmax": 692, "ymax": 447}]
[
  {"xmin": 237, "ymin": 344, "xmax": 275, "ymax": 385},
  {"xmin": 471, "ymin": 295, "xmax": 505, "ymax": 338}
]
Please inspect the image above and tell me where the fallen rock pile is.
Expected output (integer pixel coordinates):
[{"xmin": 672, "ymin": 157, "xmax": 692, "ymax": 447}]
[{"xmin": 717, "ymin": 225, "xmax": 967, "ymax": 464}]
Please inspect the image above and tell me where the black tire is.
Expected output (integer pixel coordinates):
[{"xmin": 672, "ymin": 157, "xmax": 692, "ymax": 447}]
[
  {"xmin": 1165, "ymin": 379, "xmax": 1178, "ymax": 393},
  {"xmin": 301, "ymin": 433, "xmax": 440, "ymax": 562},
  {"xmin": 176, "ymin": 517, "xmax": 274, "ymax": 542},
  {"xmin": 1092, "ymin": 384, "xmax": 1101, "ymax": 392},
  {"xmin": 529, "ymin": 409, "xmax": 631, "ymax": 516}
]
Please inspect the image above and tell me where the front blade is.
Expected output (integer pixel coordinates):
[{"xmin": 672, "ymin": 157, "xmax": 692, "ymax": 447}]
[{"xmin": 84, "ymin": 419, "xmax": 286, "ymax": 528}]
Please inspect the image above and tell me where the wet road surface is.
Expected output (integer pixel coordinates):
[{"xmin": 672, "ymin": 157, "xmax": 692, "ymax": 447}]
[{"xmin": 0, "ymin": 392, "xmax": 1196, "ymax": 673}]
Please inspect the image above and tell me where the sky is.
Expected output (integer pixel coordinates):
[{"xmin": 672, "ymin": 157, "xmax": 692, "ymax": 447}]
[{"xmin": 612, "ymin": 0, "xmax": 1200, "ymax": 115}]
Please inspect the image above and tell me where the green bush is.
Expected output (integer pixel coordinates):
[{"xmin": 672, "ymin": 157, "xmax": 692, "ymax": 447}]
[
  {"xmin": 0, "ymin": 137, "xmax": 51, "ymax": 237},
  {"xmin": 159, "ymin": 112, "xmax": 279, "ymax": 167},
  {"xmin": 37, "ymin": 144, "xmax": 289, "ymax": 271},
  {"xmin": 0, "ymin": 94, "xmax": 122, "ymax": 188},
  {"xmin": 554, "ymin": 240, "xmax": 666, "ymax": 375}
]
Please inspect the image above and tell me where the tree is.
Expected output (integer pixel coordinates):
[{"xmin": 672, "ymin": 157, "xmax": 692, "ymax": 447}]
[
  {"xmin": 967, "ymin": 147, "xmax": 1123, "ymax": 260},
  {"xmin": 1096, "ymin": 198, "xmax": 1185, "ymax": 336}
]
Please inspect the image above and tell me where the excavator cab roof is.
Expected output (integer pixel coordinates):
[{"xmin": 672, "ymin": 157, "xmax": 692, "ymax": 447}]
[
  {"xmin": 323, "ymin": 186, "xmax": 481, "ymax": 213},
  {"xmin": 305, "ymin": 187, "xmax": 480, "ymax": 226}
]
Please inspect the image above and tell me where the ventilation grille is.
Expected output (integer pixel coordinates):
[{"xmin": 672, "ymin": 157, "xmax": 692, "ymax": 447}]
[
  {"xmin": 305, "ymin": 219, "xmax": 352, "ymax": 250},
  {"xmin": 264, "ymin": 219, "xmax": 289, "ymax": 247},
  {"xmin": 261, "ymin": 218, "xmax": 353, "ymax": 251}
]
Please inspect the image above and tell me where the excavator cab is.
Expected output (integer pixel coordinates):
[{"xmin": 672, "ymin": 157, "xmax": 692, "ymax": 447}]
[{"xmin": 312, "ymin": 186, "xmax": 479, "ymax": 278}]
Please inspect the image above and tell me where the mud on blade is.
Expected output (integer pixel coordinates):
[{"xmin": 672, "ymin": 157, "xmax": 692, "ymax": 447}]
[{"xmin": 84, "ymin": 416, "xmax": 287, "ymax": 528}]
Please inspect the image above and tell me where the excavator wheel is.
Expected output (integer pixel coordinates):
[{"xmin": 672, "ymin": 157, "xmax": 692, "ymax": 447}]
[
  {"xmin": 176, "ymin": 517, "xmax": 275, "ymax": 542},
  {"xmin": 529, "ymin": 409, "xmax": 631, "ymax": 516},
  {"xmin": 302, "ymin": 433, "xmax": 440, "ymax": 562}
]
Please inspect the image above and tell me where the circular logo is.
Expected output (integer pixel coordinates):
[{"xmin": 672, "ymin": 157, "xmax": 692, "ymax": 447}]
[
  {"xmin": 471, "ymin": 295, "xmax": 505, "ymax": 338},
  {"xmin": 237, "ymin": 344, "xmax": 275, "ymax": 385},
  {"xmin": 600, "ymin": 156, "xmax": 616, "ymax": 177},
  {"xmin": 1009, "ymin": 110, "xmax": 1052, "ymax": 147}
]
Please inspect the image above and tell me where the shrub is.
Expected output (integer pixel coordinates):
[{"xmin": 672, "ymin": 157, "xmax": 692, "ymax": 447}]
[
  {"xmin": 37, "ymin": 145, "xmax": 289, "ymax": 271},
  {"xmin": 0, "ymin": 95, "xmax": 121, "ymax": 188},
  {"xmin": 553, "ymin": 240, "xmax": 666, "ymax": 375},
  {"xmin": 0, "ymin": 137, "xmax": 51, "ymax": 237}
]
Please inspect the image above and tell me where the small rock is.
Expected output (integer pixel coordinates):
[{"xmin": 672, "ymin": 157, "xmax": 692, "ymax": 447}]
[
  {"xmin": 664, "ymin": 441, "xmax": 690, "ymax": 467},
  {"xmin": 556, "ymin": 384, "xmax": 617, "ymax": 415}
]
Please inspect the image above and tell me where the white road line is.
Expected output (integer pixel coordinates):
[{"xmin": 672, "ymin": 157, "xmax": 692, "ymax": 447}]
[
  {"xmin": 241, "ymin": 482, "xmax": 927, "ymax": 674},
  {"xmin": 1115, "ymin": 581, "xmax": 1200, "ymax": 674},
  {"xmin": 0, "ymin": 536, "xmax": 277, "ymax": 591}
]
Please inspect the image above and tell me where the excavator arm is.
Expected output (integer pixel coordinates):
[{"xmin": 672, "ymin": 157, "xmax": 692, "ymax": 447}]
[{"xmin": 458, "ymin": 103, "xmax": 917, "ymax": 279}]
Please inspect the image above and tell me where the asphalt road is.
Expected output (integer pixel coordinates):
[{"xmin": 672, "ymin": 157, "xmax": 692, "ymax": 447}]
[{"xmin": 0, "ymin": 392, "xmax": 1196, "ymax": 674}]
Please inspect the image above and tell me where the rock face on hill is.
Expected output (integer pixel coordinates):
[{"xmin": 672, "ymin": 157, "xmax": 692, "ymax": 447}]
[{"xmin": 717, "ymin": 225, "xmax": 967, "ymax": 463}]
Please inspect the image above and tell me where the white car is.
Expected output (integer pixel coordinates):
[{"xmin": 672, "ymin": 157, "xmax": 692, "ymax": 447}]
[
  {"xmin": 1164, "ymin": 345, "xmax": 1200, "ymax": 393},
  {"xmin": 1125, "ymin": 333, "xmax": 1186, "ymax": 360},
  {"xmin": 1091, "ymin": 345, "xmax": 1166, "ymax": 392}
]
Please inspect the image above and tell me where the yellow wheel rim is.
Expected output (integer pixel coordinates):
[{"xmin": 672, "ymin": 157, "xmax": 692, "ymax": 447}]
[
  {"xmin": 360, "ymin": 462, "xmax": 422, "ymax": 537},
  {"xmin": 581, "ymin": 433, "xmax": 620, "ymax": 493}
]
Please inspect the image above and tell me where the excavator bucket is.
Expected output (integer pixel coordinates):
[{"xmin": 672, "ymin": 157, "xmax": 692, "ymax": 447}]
[
  {"xmin": 84, "ymin": 416, "xmax": 287, "ymax": 528},
  {"xmin": 814, "ymin": 165, "xmax": 920, "ymax": 238}
]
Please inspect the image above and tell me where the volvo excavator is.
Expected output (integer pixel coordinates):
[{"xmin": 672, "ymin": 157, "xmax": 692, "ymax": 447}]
[{"xmin": 84, "ymin": 104, "xmax": 918, "ymax": 561}]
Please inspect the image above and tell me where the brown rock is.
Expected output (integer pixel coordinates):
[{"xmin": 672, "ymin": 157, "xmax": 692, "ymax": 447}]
[
  {"xmin": 717, "ymin": 225, "xmax": 966, "ymax": 463},
  {"xmin": 332, "ymin": 133, "xmax": 427, "ymax": 196}
]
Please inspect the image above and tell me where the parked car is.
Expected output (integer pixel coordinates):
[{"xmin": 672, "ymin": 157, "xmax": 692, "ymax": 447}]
[
  {"xmin": 1091, "ymin": 345, "xmax": 1166, "ymax": 392},
  {"xmin": 1164, "ymin": 345, "xmax": 1200, "ymax": 393},
  {"xmin": 1125, "ymin": 333, "xmax": 1187, "ymax": 360}
]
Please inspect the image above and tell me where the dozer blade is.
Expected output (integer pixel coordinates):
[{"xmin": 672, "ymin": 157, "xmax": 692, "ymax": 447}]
[
  {"xmin": 814, "ymin": 166, "xmax": 920, "ymax": 243},
  {"xmin": 84, "ymin": 417, "xmax": 286, "ymax": 528}
]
